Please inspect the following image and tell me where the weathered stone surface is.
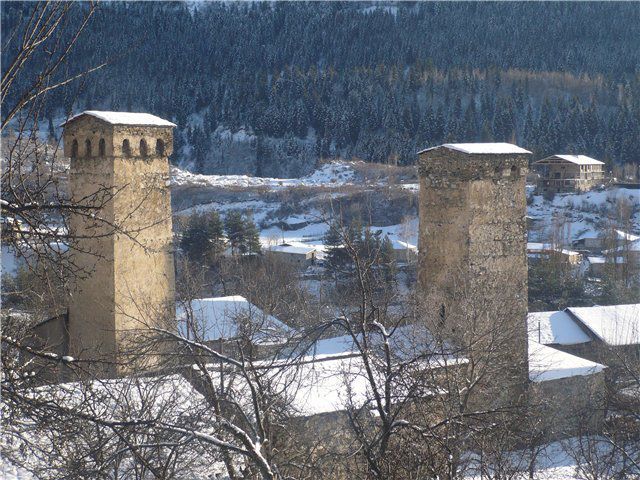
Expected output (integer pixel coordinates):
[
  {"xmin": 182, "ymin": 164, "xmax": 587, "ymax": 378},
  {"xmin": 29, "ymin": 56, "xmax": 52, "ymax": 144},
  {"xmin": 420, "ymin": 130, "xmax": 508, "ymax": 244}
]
[
  {"xmin": 63, "ymin": 114, "xmax": 176, "ymax": 377},
  {"xmin": 418, "ymin": 145, "xmax": 531, "ymax": 393}
]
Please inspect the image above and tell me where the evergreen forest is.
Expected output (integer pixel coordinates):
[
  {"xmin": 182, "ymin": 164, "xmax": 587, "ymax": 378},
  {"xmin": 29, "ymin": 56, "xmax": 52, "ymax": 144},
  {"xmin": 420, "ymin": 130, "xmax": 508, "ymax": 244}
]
[{"xmin": 3, "ymin": 1, "xmax": 640, "ymax": 176}]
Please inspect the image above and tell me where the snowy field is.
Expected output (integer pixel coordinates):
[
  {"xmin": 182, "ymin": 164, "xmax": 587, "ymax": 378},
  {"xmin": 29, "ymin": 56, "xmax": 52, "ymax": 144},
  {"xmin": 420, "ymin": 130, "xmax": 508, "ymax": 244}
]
[{"xmin": 527, "ymin": 187, "xmax": 640, "ymax": 242}]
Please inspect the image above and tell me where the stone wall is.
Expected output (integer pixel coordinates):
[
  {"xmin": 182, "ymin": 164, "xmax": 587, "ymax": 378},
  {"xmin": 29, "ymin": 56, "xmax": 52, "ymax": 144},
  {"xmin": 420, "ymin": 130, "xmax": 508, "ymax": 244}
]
[
  {"xmin": 529, "ymin": 371, "xmax": 606, "ymax": 438},
  {"xmin": 418, "ymin": 146, "xmax": 531, "ymax": 397},
  {"xmin": 63, "ymin": 117, "xmax": 175, "ymax": 377}
]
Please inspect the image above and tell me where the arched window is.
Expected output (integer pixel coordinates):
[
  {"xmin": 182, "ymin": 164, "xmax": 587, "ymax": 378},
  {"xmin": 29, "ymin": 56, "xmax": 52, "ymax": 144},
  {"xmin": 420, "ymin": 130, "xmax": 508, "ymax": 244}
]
[
  {"xmin": 122, "ymin": 139, "xmax": 131, "ymax": 157},
  {"xmin": 139, "ymin": 139, "xmax": 148, "ymax": 157},
  {"xmin": 85, "ymin": 139, "xmax": 92, "ymax": 157},
  {"xmin": 71, "ymin": 139, "xmax": 78, "ymax": 158},
  {"xmin": 155, "ymin": 138, "xmax": 165, "ymax": 156},
  {"xmin": 98, "ymin": 138, "xmax": 106, "ymax": 156},
  {"xmin": 510, "ymin": 165, "xmax": 519, "ymax": 179}
]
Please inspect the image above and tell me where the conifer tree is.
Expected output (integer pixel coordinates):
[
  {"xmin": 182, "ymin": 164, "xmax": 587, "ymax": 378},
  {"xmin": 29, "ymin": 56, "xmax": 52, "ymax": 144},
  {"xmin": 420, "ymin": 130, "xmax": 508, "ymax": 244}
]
[
  {"xmin": 243, "ymin": 215, "xmax": 262, "ymax": 255},
  {"xmin": 224, "ymin": 210, "xmax": 245, "ymax": 256},
  {"xmin": 180, "ymin": 211, "xmax": 225, "ymax": 264},
  {"xmin": 324, "ymin": 220, "xmax": 349, "ymax": 276}
]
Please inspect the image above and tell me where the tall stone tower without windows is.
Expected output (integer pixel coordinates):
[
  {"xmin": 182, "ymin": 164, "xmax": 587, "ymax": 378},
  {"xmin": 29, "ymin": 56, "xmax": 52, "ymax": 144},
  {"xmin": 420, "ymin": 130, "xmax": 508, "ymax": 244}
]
[
  {"xmin": 62, "ymin": 111, "xmax": 176, "ymax": 377},
  {"xmin": 417, "ymin": 143, "xmax": 531, "ymax": 402}
]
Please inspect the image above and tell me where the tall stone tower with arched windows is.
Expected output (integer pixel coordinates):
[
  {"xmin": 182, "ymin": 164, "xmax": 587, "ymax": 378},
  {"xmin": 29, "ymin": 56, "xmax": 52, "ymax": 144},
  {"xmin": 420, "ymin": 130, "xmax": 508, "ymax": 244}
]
[
  {"xmin": 62, "ymin": 111, "xmax": 176, "ymax": 376},
  {"xmin": 417, "ymin": 143, "xmax": 532, "ymax": 403}
]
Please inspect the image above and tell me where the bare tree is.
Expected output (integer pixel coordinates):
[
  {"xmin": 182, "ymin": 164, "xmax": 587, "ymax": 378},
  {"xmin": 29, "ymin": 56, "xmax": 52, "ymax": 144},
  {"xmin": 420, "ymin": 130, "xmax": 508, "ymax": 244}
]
[{"xmin": 297, "ymin": 218, "xmax": 533, "ymax": 479}]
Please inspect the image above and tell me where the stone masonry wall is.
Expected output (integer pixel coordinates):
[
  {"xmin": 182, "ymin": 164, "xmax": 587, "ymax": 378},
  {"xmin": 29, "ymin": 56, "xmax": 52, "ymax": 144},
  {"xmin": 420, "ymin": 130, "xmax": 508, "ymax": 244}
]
[
  {"xmin": 64, "ymin": 116, "xmax": 175, "ymax": 377},
  {"xmin": 418, "ymin": 147, "xmax": 531, "ymax": 397}
]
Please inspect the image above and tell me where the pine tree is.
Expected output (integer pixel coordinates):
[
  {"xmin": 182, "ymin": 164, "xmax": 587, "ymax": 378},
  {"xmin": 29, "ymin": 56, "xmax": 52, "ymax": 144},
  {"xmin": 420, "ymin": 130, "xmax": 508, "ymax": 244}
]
[
  {"xmin": 324, "ymin": 220, "xmax": 349, "ymax": 277},
  {"xmin": 180, "ymin": 211, "xmax": 225, "ymax": 264},
  {"xmin": 242, "ymin": 215, "xmax": 262, "ymax": 255},
  {"xmin": 224, "ymin": 210, "xmax": 246, "ymax": 256},
  {"xmin": 378, "ymin": 235, "xmax": 397, "ymax": 282}
]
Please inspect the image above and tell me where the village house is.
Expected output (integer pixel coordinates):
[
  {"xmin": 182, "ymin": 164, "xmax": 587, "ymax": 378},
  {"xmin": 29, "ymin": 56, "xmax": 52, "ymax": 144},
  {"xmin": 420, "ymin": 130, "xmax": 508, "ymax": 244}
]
[
  {"xmin": 527, "ymin": 242, "xmax": 583, "ymax": 265},
  {"xmin": 573, "ymin": 229, "xmax": 640, "ymax": 253},
  {"xmin": 265, "ymin": 242, "xmax": 317, "ymax": 268},
  {"xmin": 528, "ymin": 304, "xmax": 640, "ymax": 369},
  {"xmin": 534, "ymin": 154, "xmax": 605, "ymax": 194},
  {"xmin": 385, "ymin": 236, "xmax": 418, "ymax": 263},
  {"xmin": 585, "ymin": 255, "xmax": 629, "ymax": 277},
  {"xmin": 572, "ymin": 232, "xmax": 604, "ymax": 251},
  {"xmin": 176, "ymin": 295, "xmax": 290, "ymax": 345},
  {"xmin": 604, "ymin": 237, "xmax": 640, "ymax": 264}
]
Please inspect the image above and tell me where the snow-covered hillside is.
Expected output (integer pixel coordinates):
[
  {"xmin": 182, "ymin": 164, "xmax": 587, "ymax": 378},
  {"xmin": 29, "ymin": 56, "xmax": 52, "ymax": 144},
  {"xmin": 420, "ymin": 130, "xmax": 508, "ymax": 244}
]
[
  {"xmin": 172, "ymin": 160, "xmax": 639, "ymax": 254},
  {"xmin": 528, "ymin": 187, "xmax": 640, "ymax": 242},
  {"xmin": 172, "ymin": 161, "xmax": 356, "ymax": 190}
]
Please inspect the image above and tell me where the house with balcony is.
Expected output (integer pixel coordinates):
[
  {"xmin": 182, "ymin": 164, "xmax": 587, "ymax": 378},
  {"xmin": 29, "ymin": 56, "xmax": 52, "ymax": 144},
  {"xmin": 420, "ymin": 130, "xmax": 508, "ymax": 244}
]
[{"xmin": 534, "ymin": 154, "xmax": 605, "ymax": 194}]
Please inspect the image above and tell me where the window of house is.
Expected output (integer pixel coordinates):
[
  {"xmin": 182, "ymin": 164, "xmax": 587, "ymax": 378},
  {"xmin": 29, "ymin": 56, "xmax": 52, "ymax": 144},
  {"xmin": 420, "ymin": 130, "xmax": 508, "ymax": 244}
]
[
  {"xmin": 85, "ymin": 139, "xmax": 92, "ymax": 157},
  {"xmin": 155, "ymin": 139, "xmax": 164, "ymax": 156},
  {"xmin": 71, "ymin": 139, "xmax": 78, "ymax": 158},
  {"xmin": 99, "ymin": 138, "xmax": 106, "ymax": 156}
]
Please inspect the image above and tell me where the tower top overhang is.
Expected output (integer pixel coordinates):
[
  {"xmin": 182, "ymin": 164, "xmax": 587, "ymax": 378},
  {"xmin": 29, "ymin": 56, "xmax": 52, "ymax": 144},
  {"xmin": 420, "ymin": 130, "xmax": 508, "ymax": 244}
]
[
  {"xmin": 417, "ymin": 142, "xmax": 531, "ymax": 156},
  {"xmin": 62, "ymin": 111, "xmax": 176, "ymax": 128}
]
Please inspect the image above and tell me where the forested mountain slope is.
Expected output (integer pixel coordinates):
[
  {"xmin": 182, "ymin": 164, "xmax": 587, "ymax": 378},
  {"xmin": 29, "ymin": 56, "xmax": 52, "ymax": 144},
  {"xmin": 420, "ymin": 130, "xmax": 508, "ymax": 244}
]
[{"xmin": 3, "ymin": 1, "xmax": 640, "ymax": 176}]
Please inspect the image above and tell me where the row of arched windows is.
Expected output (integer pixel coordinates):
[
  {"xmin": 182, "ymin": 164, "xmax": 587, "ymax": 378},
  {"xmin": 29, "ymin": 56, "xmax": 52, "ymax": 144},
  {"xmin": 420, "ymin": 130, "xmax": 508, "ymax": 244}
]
[{"xmin": 71, "ymin": 138, "xmax": 165, "ymax": 158}]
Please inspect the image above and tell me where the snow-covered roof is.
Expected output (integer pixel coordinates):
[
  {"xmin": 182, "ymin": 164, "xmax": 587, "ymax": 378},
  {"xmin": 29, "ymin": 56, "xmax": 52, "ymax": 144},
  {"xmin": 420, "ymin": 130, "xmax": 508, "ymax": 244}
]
[
  {"xmin": 306, "ymin": 334, "xmax": 358, "ymax": 359},
  {"xmin": 176, "ymin": 296, "xmax": 290, "ymax": 344},
  {"xmin": 418, "ymin": 142, "xmax": 531, "ymax": 155},
  {"xmin": 615, "ymin": 230, "xmax": 640, "ymax": 242},
  {"xmin": 587, "ymin": 256, "xmax": 606, "ymax": 264},
  {"xmin": 535, "ymin": 154, "xmax": 604, "ymax": 166},
  {"xmin": 527, "ymin": 242, "xmax": 549, "ymax": 251},
  {"xmin": 605, "ymin": 238, "xmax": 640, "ymax": 253},
  {"xmin": 296, "ymin": 322, "xmax": 461, "ymax": 363},
  {"xmin": 296, "ymin": 336, "xmax": 604, "ymax": 408},
  {"xmin": 288, "ymin": 356, "xmax": 371, "ymax": 415},
  {"xmin": 267, "ymin": 243, "xmax": 316, "ymax": 255},
  {"xmin": 567, "ymin": 304, "xmax": 640, "ymax": 346},
  {"xmin": 388, "ymin": 238, "xmax": 418, "ymax": 251},
  {"xmin": 588, "ymin": 255, "xmax": 627, "ymax": 265},
  {"xmin": 527, "ymin": 242, "xmax": 580, "ymax": 256},
  {"xmin": 528, "ymin": 341, "xmax": 605, "ymax": 382},
  {"xmin": 1, "ymin": 374, "xmax": 213, "ymax": 479},
  {"xmin": 62, "ymin": 110, "xmax": 176, "ymax": 127},
  {"xmin": 527, "ymin": 311, "xmax": 592, "ymax": 345}
]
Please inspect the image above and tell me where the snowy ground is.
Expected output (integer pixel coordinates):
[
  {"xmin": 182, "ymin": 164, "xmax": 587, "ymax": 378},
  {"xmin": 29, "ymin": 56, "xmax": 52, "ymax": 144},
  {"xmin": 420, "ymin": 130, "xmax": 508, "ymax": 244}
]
[
  {"xmin": 171, "ymin": 161, "xmax": 357, "ymax": 190},
  {"xmin": 464, "ymin": 436, "xmax": 631, "ymax": 480},
  {"xmin": 527, "ymin": 187, "xmax": 640, "ymax": 242}
]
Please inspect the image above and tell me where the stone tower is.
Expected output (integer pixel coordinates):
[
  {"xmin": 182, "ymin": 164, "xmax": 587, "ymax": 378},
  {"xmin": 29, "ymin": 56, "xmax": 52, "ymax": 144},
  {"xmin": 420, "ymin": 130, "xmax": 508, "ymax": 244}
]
[
  {"xmin": 417, "ymin": 143, "xmax": 531, "ymax": 399},
  {"xmin": 62, "ymin": 111, "xmax": 176, "ymax": 377}
]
